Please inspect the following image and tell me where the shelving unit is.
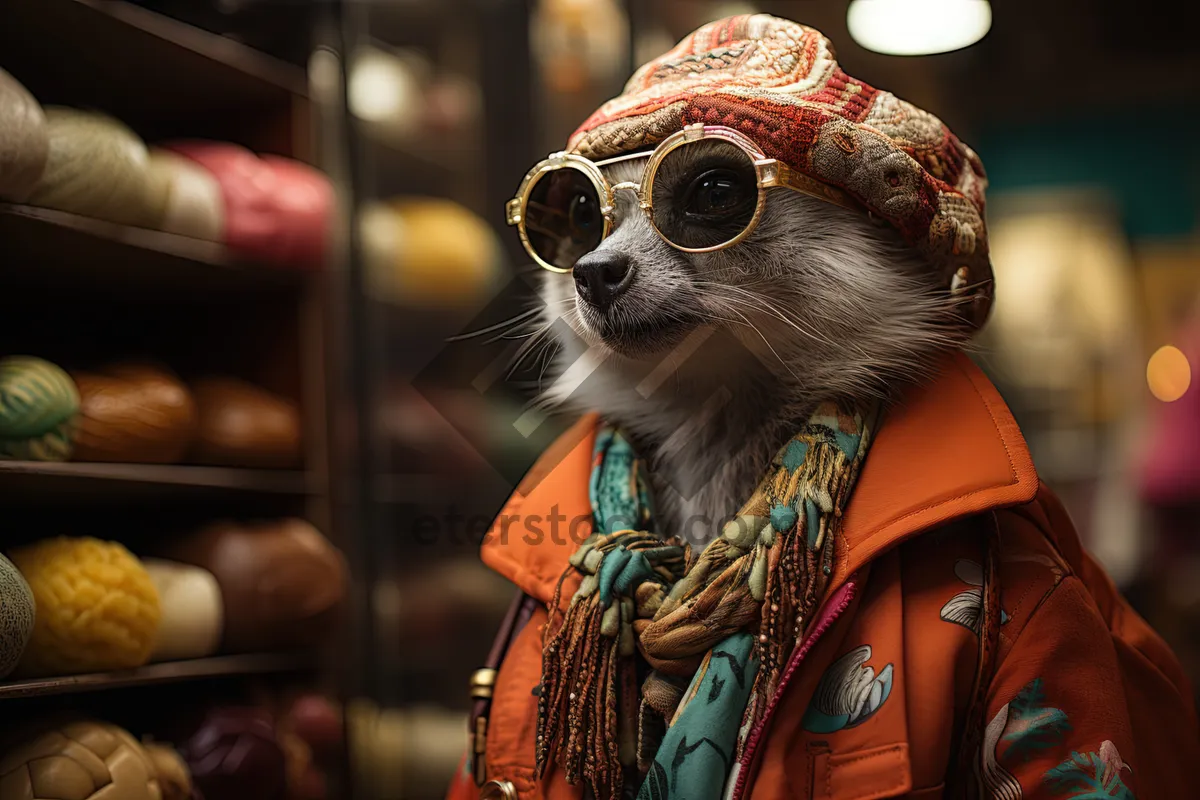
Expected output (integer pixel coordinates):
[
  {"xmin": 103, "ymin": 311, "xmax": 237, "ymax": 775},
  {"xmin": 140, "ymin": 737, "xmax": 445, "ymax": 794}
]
[
  {"xmin": 0, "ymin": 0, "xmax": 309, "ymax": 151},
  {"xmin": 0, "ymin": 203, "xmax": 302, "ymax": 292},
  {"xmin": 0, "ymin": 0, "xmax": 352, "ymax": 792},
  {"xmin": 0, "ymin": 460, "xmax": 312, "ymax": 500},
  {"xmin": 0, "ymin": 653, "xmax": 314, "ymax": 700}
]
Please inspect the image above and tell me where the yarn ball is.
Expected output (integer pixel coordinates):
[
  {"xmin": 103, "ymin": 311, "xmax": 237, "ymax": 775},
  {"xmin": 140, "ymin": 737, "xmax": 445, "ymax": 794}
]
[
  {"xmin": 0, "ymin": 356, "xmax": 79, "ymax": 462},
  {"xmin": 8, "ymin": 537, "xmax": 161, "ymax": 677},
  {"xmin": 286, "ymin": 695, "xmax": 342, "ymax": 756},
  {"xmin": 360, "ymin": 197, "xmax": 504, "ymax": 307},
  {"xmin": 155, "ymin": 519, "xmax": 345, "ymax": 653},
  {"xmin": 141, "ymin": 743, "xmax": 194, "ymax": 800},
  {"xmin": 164, "ymin": 142, "xmax": 332, "ymax": 268},
  {"xmin": 348, "ymin": 701, "xmax": 468, "ymax": 799},
  {"xmin": 0, "ymin": 554, "xmax": 34, "ymax": 679},
  {"xmin": 70, "ymin": 363, "xmax": 198, "ymax": 464},
  {"xmin": 0, "ymin": 719, "xmax": 162, "ymax": 800},
  {"xmin": 188, "ymin": 378, "xmax": 301, "ymax": 469},
  {"xmin": 0, "ymin": 68, "xmax": 48, "ymax": 203},
  {"xmin": 27, "ymin": 107, "xmax": 154, "ymax": 228},
  {"xmin": 279, "ymin": 727, "xmax": 322, "ymax": 800},
  {"xmin": 141, "ymin": 559, "xmax": 222, "ymax": 663},
  {"xmin": 177, "ymin": 707, "xmax": 286, "ymax": 800},
  {"xmin": 147, "ymin": 149, "xmax": 224, "ymax": 242}
]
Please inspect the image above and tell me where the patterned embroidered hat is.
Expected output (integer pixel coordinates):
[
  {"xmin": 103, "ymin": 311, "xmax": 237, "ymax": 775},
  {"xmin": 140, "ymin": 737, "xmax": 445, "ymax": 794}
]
[{"xmin": 568, "ymin": 14, "xmax": 993, "ymax": 328}]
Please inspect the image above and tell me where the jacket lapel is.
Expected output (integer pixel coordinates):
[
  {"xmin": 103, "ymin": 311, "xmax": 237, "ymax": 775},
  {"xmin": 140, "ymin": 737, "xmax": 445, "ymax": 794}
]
[{"xmin": 483, "ymin": 353, "xmax": 1039, "ymax": 602}]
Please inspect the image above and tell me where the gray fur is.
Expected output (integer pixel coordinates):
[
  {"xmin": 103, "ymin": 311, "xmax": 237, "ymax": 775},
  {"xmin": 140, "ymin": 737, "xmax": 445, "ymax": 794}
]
[{"xmin": 528, "ymin": 142, "xmax": 967, "ymax": 545}]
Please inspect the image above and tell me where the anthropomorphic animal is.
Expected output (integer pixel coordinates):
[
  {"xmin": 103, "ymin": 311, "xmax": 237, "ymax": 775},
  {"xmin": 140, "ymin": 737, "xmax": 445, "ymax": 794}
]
[{"xmin": 450, "ymin": 15, "xmax": 1200, "ymax": 800}]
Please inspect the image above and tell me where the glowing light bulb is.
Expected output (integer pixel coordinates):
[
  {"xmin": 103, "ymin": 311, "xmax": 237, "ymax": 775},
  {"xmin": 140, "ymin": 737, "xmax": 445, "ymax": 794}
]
[
  {"xmin": 847, "ymin": 0, "xmax": 992, "ymax": 56},
  {"xmin": 349, "ymin": 47, "xmax": 417, "ymax": 123},
  {"xmin": 1147, "ymin": 345, "xmax": 1192, "ymax": 402}
]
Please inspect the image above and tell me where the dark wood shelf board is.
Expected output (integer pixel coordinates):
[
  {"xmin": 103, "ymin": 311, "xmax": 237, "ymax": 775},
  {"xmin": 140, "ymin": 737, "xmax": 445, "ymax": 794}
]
[
  {"xmin": 0, "ymin": 653, "xmax": 312, "ymax": 700},
  {"xmin": 1, "ymin": 0, "xmax": 306, "ymax": 140},
  {"xmin": 0, "ymin": 203, "xmax": 304, "ymax": 294},
  {"xmin": 372, "ymin": 473, "xmax": 458, "ymax": 506},
  {"xmin": 72, "ymin": 0, "xmax": 307, "ymax": 95},
  {"xmin": 0, "ymin": 460, "xmax": 312, "ymax": 498}
]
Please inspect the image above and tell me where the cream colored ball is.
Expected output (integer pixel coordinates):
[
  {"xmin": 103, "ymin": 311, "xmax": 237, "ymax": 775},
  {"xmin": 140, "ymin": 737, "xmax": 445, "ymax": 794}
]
[
  {"xmin": 27, "ymin": 108, "xmax": 153, "ymax": 228},
  {"xmin": 0, "ymin": 720, "xmax": 163, "ymax": 800},
  {"xmin": 0, "ymin": 68, "xmax": 48, "ymax": 202},
  {"xmin": 146, "ymin": 149, "xmax": 223, "ymax": 241}
]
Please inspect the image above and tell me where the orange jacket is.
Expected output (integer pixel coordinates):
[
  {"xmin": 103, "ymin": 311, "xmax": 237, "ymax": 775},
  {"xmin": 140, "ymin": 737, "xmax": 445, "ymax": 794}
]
[{"xmin": 450, "ymin": 354, "xmax": 1200, "ymax": 799}]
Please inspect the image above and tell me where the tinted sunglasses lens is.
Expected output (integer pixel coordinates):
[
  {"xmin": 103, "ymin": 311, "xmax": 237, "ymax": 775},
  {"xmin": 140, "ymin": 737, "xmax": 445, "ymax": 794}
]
[
  {"xmin": 651, "ymin": 140, "xmax": 759, "ymax": 249},
  {"xmin": 523, "ymin": 166, "xmax": 605, "ymax": 270}
]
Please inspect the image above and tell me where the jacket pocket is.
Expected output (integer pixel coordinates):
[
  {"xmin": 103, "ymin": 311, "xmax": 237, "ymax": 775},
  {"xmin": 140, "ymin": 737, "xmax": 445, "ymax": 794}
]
[{"xmin": 811, "ymin": 743, "xmax": 912, "ymax": 800}]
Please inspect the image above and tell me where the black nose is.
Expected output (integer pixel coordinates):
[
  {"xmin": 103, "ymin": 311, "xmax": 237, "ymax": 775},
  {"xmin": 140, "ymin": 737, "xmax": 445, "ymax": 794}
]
[{"xmin": 573, "ymin": 251, "xmax": 633, "ymax": 311}]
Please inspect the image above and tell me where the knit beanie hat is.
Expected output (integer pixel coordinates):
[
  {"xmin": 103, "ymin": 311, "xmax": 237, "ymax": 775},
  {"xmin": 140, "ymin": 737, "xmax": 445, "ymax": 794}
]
[{"xmin": 568, "ymin": 14, "xmax": 993, "ymax": 329}]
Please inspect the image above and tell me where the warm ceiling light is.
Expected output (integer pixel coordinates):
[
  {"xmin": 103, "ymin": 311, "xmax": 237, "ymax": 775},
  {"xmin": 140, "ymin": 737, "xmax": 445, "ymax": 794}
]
[
  {"xmin": 349, "ymin": 47, "xmax": 417, "ymax": 123},
  {"xmin": 847, "ymin": 0, "xmax": 992, "ymax": 56},
  {"xmin": 1147, "ymin": 345, "xmax": 1192, "ymax": 403}
]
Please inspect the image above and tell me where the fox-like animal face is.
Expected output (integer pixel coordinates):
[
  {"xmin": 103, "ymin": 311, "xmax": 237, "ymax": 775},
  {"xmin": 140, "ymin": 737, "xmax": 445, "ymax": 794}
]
[
  {"xmin": 521, "ymin": 139, "xmax": 970, "ymax": 540},
  {"xmin": 539, "ymin": 140, "xmax": 964, "ymax": 409}
]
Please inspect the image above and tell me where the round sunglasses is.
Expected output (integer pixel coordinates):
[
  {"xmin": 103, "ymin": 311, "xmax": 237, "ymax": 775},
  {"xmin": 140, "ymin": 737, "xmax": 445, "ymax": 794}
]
[{"xmin": 506, "ymin": 124, "xmax": 861, "ymax": 273}]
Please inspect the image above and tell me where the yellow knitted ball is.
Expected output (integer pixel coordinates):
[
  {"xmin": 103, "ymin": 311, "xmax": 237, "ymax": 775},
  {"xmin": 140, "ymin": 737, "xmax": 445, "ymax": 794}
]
[
  {"xmin": 359, "ymin": 197, "xmax": 504, "ymax": 307},
  {"xmin": 8, "ymin": 537, "xmax": 160, "ymax": 676}
]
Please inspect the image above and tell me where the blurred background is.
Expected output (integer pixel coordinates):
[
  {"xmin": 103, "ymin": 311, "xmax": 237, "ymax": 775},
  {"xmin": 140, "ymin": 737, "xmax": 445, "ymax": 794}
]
[{"xmin": 0, "ymin": 1, "xmax": 1198, "ymax": 799}]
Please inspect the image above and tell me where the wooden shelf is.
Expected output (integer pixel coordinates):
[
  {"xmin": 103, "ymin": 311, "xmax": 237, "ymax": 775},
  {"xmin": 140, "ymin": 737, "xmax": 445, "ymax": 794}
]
[
  {"xmin": 0, "ymin": 460, "xmax": 311, "ymax": 500},
  {"xmin": 0, "ymin": 203, "xmax": 303, "ymax": 294},
  {"xmin": 368, "ymin": 131, "xmax": 468, "ymax": 176},
  {"xmin": 0, "ymin": 0, "xmax": 307, "ymax": 146},
  {"xmin": 0, "ymin": 653, "xmax": 312, "ymax": 700},
  {"xmin": 373, "ymin": 473, "xmax": 459, "ymax": 506}
]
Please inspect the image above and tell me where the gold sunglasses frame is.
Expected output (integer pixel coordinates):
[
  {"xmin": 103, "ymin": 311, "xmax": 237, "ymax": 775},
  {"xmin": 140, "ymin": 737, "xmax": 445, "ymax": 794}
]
[{"xmin": 505, "ymin": 123, "xmax": 861, "ymax": 273}]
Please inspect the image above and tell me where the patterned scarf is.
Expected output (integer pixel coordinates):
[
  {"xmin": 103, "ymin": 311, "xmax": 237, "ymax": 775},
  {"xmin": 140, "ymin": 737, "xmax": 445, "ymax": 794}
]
[{"xmin": 536, "ymin": 402, "xmax": 880, "ymax": 799}]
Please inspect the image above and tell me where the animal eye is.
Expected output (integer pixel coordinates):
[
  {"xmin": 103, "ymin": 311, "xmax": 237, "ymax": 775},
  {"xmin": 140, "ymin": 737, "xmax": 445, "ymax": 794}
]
[
  {"xmin": 682, "ymin": 169, "xmax": 751, "ymax": 217},
  {"xmin": 568, "ymin": 192, "xmax": 601, "ymax": 242}
]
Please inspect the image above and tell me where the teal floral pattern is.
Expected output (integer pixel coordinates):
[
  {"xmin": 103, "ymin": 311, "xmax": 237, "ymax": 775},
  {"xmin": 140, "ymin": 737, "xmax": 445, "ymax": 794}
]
[
  {"xmin": 1044, "ymin": 741, "xmax": 1133, "ymax": 800},
  {"xmin": 977, "ymin": 678, "xmax": 1135, "ymax": 799},
  {"xmin": 1002, "ymin": 679, "xmax": 1072, "ymax": 763},
  {"xmin": 978, "ymin": 679, "xmax": 1071, "ymax": 799}
]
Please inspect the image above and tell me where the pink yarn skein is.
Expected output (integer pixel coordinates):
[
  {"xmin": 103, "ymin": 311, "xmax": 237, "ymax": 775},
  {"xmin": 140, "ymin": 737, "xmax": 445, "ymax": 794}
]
[{"xmin": 165, "ymin": 141, "xmax": 332, "ymax": 269}]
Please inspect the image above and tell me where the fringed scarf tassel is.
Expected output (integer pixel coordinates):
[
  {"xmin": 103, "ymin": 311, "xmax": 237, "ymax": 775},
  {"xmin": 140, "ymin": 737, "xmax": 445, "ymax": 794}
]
[
  {"xmin": 536, "ymin": 532, "xmax": 688, "ymax": 798},
  {"xmin": 537, "ymin": 403, "xmax": 879, "ymax": 800}
]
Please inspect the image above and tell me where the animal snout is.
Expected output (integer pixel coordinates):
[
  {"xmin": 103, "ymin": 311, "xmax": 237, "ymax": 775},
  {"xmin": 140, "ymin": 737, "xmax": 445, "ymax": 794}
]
[{"xmin": 573, "ymin": 251, "xmax": 633, "ymax": 312}]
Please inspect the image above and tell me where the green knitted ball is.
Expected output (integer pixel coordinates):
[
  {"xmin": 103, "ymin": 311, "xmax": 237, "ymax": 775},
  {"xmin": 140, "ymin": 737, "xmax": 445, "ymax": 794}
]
[{"xmin": 0, "ymin": 356, "xmax": 79, "ymax": 461}]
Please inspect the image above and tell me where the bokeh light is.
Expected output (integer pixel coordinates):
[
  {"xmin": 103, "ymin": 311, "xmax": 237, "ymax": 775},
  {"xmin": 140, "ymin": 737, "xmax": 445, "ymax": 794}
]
[
  {"xmin": 1147, "ymin": 345, "xmax": 1192, "ymax": 402},
  {"xmin": 847, "ymin": 0, "xmax": 992, "ymax": 56}
]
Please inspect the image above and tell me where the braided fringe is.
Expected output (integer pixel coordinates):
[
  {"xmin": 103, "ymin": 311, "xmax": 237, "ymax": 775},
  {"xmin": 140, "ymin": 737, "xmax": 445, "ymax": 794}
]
[
  {"xmin": 538, "ymin": 572, "xmax": 624, "ymax": 798},
  {"xmin": 537, "ymin": 533, "xmax": 686, "ymax": 798},
  {"xmin": 537, "ymin": 404, "xmax": 878, "ymax": 795},
  {"xmin": 740, "ymin": 407, "xmax": 878, "ymax": 755}
]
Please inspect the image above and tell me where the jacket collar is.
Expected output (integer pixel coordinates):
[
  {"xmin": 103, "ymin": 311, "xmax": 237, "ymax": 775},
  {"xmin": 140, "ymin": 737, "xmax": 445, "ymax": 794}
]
[{"xmin": 481, "ymin": 352, "xmax": 1038, "ymax": 603}]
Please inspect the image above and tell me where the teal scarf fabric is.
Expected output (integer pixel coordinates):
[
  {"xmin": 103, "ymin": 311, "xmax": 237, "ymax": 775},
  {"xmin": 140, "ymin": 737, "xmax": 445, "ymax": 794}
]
[{"xmin": 536, "ymin": 403, "xmax": 879, "ymax": 799}]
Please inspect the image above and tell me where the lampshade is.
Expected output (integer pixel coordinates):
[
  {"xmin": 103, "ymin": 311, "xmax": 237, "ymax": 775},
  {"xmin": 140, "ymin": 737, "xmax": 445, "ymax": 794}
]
[{"xmin": 847, "ymin": 0, "xmax": 992, "ymax": 56}]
